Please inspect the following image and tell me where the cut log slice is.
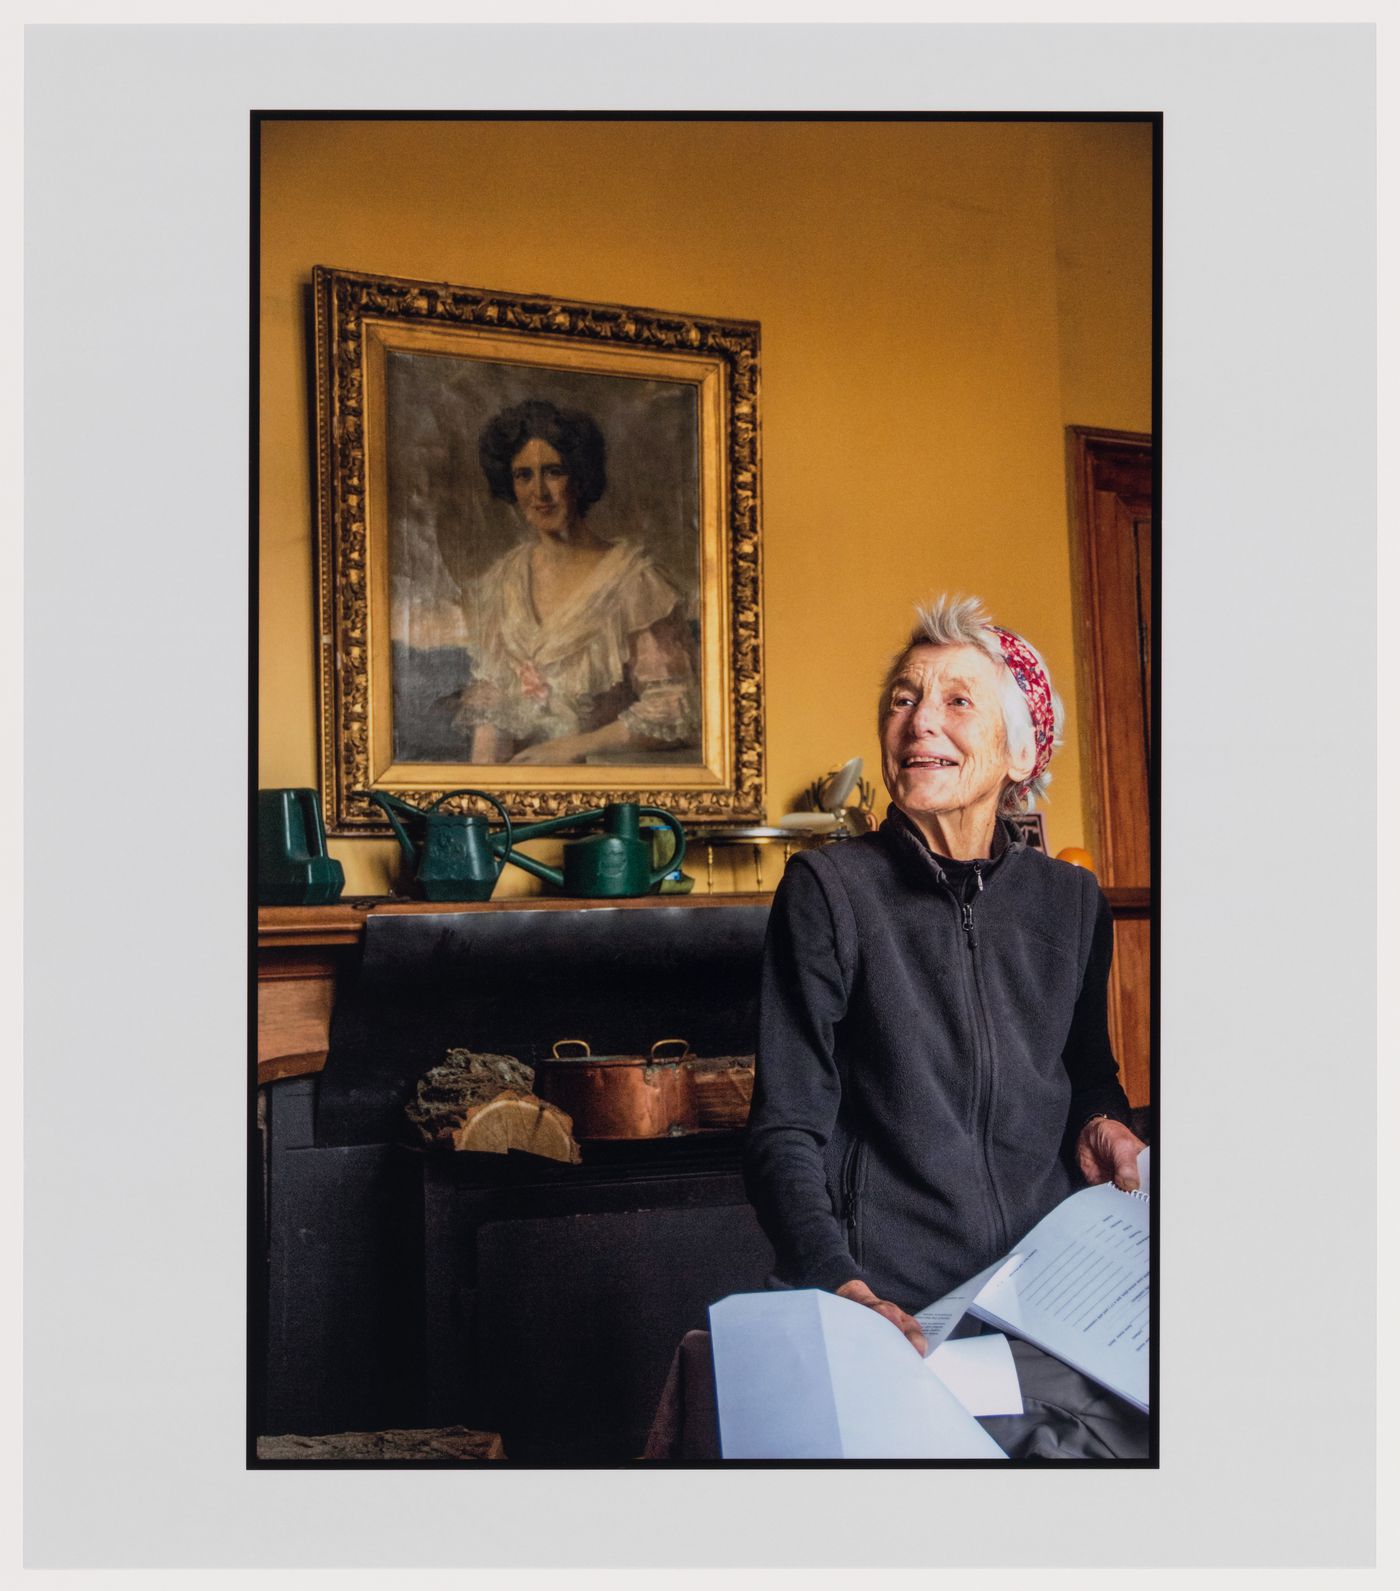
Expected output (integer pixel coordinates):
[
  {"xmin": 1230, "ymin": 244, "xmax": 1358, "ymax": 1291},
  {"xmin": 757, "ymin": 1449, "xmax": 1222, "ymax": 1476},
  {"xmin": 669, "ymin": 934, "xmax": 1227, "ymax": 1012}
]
[{"xmin": 448, "ymin": 1089, "xmax": 582, "ymax": 1164}]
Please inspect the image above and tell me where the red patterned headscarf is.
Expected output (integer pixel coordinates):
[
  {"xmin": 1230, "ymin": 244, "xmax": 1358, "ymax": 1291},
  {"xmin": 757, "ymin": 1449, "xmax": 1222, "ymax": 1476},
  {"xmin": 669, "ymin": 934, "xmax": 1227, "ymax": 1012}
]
[{"xmin": 985, "ymin": 624, "xmax": 1056, "ymax": 791}]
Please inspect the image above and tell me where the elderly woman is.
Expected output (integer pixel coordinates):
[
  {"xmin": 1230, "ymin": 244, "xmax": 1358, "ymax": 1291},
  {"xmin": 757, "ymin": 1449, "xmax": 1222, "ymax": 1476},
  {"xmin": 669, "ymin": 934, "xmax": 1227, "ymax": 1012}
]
[
  {"xmin": 744, "ymin": 594, "xmax": 1146, "ymax": 1364},
  {"xmin": 458, "ymin": 398, "xmax": 699, "ymax": 766}
]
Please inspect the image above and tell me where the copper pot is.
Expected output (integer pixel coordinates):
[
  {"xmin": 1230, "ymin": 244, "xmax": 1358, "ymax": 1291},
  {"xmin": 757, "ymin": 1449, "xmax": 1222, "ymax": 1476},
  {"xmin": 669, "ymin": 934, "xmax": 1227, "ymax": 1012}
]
[{"xmin": 535, "ymin": 1038, "xmax": 697, "ymax": 1140}]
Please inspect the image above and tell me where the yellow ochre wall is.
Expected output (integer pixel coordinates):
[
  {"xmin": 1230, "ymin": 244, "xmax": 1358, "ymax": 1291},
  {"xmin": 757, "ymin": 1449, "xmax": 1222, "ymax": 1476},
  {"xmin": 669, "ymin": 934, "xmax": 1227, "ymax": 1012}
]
[{"xmin": 260, "ymin": 119, "xmax": 1152, "ymax": 895}]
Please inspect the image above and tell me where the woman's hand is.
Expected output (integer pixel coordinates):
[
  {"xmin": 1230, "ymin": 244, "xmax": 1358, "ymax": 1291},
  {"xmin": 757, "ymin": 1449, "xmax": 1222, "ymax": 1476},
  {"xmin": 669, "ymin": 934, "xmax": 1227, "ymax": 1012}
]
[
  {"xmin": 509, "ymin": 733, "xmax": 592, "ymax": 765},
  {"xmin": 508, "ymin": 719, "xmax": 633, "ymax": 765},
  {"xmin": 835, "ymin": 1279, "xmax": 928, "ymax": 1356},
  {"xmin": 1076, "ymin": 1115, "xmax": 1147, "ymax": 1192}
]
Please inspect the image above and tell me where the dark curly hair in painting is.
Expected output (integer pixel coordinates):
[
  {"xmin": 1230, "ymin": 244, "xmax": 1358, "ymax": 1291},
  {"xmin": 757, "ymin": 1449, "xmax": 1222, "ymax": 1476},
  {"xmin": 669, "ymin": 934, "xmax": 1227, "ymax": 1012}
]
[{"xmin": 477, "ymin": 399, "xmax": 609, "ymax": 515}]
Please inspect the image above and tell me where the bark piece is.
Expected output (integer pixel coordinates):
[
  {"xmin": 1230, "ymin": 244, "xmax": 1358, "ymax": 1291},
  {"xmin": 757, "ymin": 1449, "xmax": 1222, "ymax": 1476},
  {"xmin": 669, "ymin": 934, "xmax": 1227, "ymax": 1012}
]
[{"xmin": 405, "ymin": 1048, "xmax": 536, "ymax": 1145}]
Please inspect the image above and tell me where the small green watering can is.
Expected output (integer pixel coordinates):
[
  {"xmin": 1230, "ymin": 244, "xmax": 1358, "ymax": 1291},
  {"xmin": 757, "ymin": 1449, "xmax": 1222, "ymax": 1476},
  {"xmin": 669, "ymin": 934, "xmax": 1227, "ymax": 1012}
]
[
  {"xmin": 258, "ymin": 788, "xmax": 345, "ymax": 906},
  {"xmin": 494, "ymin": 802, "xmax": 686, "ymax": 899},
  {"xmin": 364, "ymin": 787, "xmax": 513, "ymax": 902}
]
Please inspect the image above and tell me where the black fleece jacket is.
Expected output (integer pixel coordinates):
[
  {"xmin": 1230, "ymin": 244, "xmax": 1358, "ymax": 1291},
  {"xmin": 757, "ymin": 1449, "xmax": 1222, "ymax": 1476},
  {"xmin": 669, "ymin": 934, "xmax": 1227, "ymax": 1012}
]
[{"xmin": 743, "ymin": 812, "xmax": 1133, "ymax": 1312}]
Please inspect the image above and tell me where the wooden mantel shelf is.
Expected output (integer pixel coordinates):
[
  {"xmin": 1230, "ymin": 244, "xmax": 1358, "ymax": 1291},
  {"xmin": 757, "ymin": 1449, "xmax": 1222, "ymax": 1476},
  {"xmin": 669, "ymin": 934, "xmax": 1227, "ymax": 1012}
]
[
  {"xmin": 257, "ymin": 902, "xmax": 373, "ymax": 948},
  {"xmin": 1104, "ymin": 886, "xmax": 1151, "ymax": 918},
  {"xmin": 259, "ymin": 885, "xmax": 1150, "ymax": 950}
]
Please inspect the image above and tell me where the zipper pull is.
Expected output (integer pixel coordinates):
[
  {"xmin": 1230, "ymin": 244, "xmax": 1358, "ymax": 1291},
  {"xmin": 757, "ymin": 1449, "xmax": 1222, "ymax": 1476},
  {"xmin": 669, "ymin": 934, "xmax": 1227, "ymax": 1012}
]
[
  {"xmin": 973, "ymin": 861, "xmax": 984, "ymax": 891},
  {"xmin": 961, "ymin": 900, "xmax": 976, "ymax": 945}
]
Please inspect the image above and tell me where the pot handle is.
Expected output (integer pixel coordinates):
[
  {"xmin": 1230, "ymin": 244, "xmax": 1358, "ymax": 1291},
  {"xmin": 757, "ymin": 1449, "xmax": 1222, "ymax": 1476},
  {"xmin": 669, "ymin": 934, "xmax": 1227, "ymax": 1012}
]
[
  {"xmin": 552, "ymin": 1038, "xmax": 591, "ymax": 1060},
  {"xmin": 650, "ymin": 1038, "xmax": 691, "ymax": 1063}
]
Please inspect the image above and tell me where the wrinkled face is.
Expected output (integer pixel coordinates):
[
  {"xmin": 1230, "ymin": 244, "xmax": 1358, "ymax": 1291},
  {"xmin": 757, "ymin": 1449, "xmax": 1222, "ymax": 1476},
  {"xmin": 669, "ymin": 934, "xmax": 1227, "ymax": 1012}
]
[
  {"xmin": 880, "ymin": 643, "xmax": 1030, "ymax": 825},
  {"xmin": 511, "ymin": 437, "xmax": 577, "ymax": 536}
]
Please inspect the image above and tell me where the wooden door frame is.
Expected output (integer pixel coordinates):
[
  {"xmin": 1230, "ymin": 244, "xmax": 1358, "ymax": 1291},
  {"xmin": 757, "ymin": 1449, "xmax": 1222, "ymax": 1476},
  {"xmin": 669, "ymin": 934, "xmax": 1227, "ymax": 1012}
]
[{"xmin": 1065, "ymin": 425, "xmax": 1155, "ymax": 887}]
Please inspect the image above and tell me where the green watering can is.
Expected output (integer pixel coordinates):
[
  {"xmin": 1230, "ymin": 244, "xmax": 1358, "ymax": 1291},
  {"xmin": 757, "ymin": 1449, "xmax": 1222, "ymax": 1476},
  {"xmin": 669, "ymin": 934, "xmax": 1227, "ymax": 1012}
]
[
  {"xmin": 258, "ymin": 788, "xmax": 345, "ymax": 906},
  {"xmin": 364, "ymin": 787, "xmax": 513, "ymax": 902},
  {"xmin": 494, "ymin": 802, "xmax": 686, "ymax": 899}
]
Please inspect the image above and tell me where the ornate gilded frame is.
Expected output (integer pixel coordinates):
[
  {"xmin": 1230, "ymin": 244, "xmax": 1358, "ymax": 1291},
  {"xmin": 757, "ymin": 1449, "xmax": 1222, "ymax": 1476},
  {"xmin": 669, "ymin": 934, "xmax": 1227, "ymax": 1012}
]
[{"xmin": 312, "ymin": 265, "xmax": 763, "ymax": 833}]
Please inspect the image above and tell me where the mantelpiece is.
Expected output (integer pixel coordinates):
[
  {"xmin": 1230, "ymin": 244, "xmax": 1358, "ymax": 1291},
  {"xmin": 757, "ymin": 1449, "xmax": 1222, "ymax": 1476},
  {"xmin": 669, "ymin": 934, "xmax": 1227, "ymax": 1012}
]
[{"xmin": 257, "ymin": 888, "xmax": 1150, "ymax": 1090}]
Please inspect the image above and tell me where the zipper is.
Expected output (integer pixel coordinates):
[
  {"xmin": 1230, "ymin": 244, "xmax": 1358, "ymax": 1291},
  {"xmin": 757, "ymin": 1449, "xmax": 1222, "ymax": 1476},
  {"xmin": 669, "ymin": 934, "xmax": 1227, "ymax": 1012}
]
[
  {"xmin": 843, "ymin": 1138, "xmax": 868, "ymax": 1266},
  {"xmin": 967, "ymin": 934, "xmax": 1010, "ymax": 1256},
  {"xmin": 948, "ymin": 871, "xmax": 1009, "ymax": 1257},
  {"xmin": 959, "ymin": 862, "xmax": 984, "ymax": 945}
]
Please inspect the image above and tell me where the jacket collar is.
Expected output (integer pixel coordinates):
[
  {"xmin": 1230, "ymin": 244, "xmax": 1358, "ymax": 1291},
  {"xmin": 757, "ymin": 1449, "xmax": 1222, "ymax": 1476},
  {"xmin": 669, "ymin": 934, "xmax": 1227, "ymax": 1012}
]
[{"xmin": 881, "ymin": 805, "xmax": 1023, "ymax": 888}]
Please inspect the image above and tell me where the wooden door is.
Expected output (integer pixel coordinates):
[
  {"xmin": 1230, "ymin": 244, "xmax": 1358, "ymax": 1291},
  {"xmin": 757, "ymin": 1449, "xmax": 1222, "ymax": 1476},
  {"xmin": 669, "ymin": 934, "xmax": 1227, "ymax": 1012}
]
[{"xmin": 1067, "ymin": 427, "xmax": 1154, "ymax": 1107}]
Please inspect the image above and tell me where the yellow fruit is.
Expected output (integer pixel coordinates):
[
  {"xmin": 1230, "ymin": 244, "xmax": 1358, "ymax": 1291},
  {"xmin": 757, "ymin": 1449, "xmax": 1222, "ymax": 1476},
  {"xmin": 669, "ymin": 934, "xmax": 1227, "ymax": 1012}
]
[{"xmin": 1055, "ymin": 846, "xmax": 1095, "ymax": 872}]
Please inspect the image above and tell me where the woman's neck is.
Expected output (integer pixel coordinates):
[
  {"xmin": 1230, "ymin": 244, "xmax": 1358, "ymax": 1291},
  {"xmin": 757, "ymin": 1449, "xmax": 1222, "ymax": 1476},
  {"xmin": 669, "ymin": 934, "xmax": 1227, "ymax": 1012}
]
[
  {"xmin": 904, "ymin": 803, "xmax": 999, "ymax": 861},
  {"xmin": 534, "ymin": 518, "xmax": 605, "ymax": 556}
]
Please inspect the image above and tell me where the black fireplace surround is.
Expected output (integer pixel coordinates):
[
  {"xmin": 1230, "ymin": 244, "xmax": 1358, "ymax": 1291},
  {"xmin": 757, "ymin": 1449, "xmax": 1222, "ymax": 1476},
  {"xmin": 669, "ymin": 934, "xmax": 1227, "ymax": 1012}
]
[{"xmin": 256, "ymin": 900, "xmax": 776, "ymax": 1464}]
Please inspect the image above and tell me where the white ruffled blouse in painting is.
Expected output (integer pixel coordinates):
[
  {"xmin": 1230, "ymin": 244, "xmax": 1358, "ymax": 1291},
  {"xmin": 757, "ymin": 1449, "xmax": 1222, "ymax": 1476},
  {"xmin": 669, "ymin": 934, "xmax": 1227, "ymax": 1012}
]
[{"xmin": 461, "ymin": 539, "xmax": 699, "ymax": 751}]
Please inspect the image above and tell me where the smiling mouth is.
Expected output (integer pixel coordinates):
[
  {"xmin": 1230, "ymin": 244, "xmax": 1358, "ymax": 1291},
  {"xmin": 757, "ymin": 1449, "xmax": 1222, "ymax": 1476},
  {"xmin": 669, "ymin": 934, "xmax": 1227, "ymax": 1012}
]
[{"xmin": 902, "ymin": 755, "xmax": 958, "ymax": 769}]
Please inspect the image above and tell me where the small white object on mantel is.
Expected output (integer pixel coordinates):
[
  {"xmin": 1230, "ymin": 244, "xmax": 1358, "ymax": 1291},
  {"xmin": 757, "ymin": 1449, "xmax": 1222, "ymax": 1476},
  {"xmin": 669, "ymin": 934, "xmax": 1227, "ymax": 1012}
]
[{"xmin": 773, "ymin": 811, "xmax": 840, "ymax": 833}]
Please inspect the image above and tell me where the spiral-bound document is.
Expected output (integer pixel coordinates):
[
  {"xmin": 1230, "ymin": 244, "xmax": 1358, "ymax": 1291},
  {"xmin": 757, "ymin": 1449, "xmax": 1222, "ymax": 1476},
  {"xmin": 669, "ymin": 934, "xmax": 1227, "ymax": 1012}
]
[{"xmin": 967, "ymin": 1165, "xmax": 1150, "ymax": 1413}]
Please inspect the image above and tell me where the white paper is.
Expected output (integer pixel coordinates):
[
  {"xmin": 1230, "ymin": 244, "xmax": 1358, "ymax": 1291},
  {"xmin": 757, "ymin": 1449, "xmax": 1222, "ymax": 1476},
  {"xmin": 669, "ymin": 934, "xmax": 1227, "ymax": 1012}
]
[
  {"xmin": 708, "ymin": 1290, "xmax": 841, "ymax": 1457},
  {"xmin": 912, "ymin": 1257, "xmax": 1012, "ymax": 1353},
  {"xmin": 969, "ymin": 1180, "xmax": 1150, "ymax": 1413},
  {"xmin": 1136, "ymin": 1145, "xmax": 1151, "ymax": 1196},
  {"xmin": 710, "ymin": 1290, "xmax": 1006, "ymax": 1459},
  {"xmin": 926, "ymin": 1333, "xmax": 1024, "ymax": 1417}
]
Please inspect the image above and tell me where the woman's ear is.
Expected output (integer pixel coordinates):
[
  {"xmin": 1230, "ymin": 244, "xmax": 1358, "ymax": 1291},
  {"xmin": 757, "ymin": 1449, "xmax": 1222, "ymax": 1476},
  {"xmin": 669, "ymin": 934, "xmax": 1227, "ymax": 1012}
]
[{"xmin": 1006, "ymin": 735, "xmax": 1036, "ymax": 785}]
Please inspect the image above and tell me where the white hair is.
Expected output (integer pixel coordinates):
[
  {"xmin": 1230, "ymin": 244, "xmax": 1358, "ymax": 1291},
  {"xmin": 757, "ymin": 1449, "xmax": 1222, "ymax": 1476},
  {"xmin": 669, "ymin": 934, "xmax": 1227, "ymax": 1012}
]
[{"xmin": 878, "ymin": 593, "xmax": 1065, "ymax": 813}]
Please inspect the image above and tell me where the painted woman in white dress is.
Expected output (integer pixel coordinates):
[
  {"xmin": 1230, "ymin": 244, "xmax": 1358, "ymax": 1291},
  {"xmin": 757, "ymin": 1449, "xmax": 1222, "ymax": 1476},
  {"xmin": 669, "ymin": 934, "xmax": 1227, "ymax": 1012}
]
[{"xmin": 458, "ymin": 399, "xmax": 700, "ymax": 766}]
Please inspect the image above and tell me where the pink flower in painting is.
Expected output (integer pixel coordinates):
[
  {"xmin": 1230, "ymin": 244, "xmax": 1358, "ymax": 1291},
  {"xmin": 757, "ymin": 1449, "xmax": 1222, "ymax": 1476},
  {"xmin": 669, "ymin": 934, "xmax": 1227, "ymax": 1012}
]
[{"xmin": 519, "ymin": 661, "xmax": 550, "ymax": 706}]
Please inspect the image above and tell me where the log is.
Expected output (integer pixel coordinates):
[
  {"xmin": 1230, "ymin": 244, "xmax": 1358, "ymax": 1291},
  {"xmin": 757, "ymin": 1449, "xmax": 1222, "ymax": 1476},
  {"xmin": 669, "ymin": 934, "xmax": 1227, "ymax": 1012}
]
[
  {"xmin": 405, "ymin": 1048, "xmax": 537, "ymax": 1145},
  {"xmin": 448, "ymin": 1089, "xmax": 582, "ymax": 1163}
]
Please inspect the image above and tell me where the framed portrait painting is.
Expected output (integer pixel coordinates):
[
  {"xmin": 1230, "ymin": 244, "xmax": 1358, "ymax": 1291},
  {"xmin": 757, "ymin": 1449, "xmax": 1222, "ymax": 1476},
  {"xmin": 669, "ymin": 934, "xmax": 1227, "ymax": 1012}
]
[{"xmin": 311, "ymin": 265, "xmax": 764, "ymax": 831}]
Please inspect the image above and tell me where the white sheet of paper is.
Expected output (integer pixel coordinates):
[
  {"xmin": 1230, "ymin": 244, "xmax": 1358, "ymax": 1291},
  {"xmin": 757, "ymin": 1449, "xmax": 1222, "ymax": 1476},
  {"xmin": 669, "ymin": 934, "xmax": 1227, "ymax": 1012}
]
[
  {"xmin": 925, "ymin": 1332, "xmax": 1024, "ymax": 1416},
  {"xmin": 710, "ymin": 1290, "xmax": 1006, "ymax": 1459},
  {"xmin": 1136, "ymin": 1145, "xmax": 1151, "ymax": 1196},
  {"xmin": 911, "ymin": 1257, "xmax": 1011, "ymax": 1353},
  {"xmin": 969, "ymin": 1179, "xmax": 1150, "ymax": 1413}
]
